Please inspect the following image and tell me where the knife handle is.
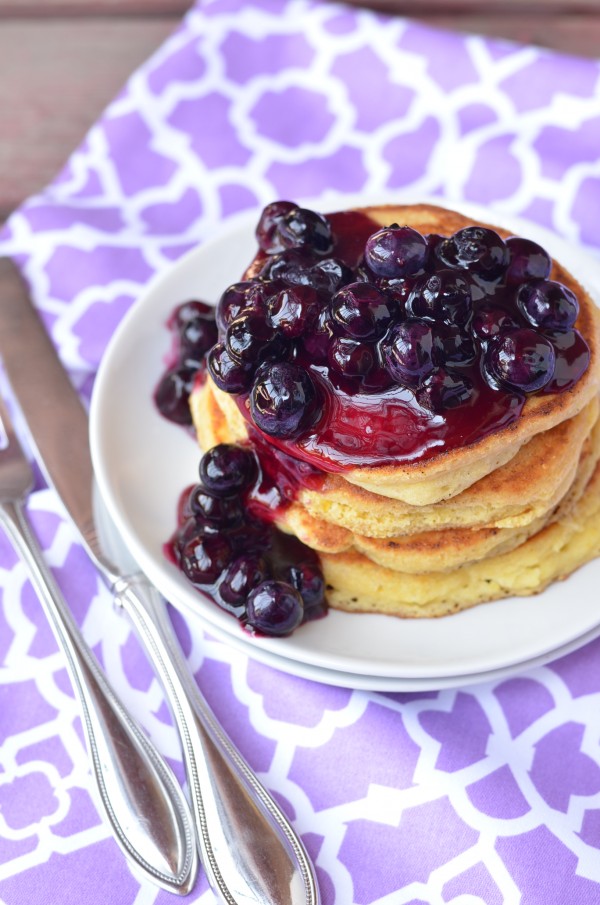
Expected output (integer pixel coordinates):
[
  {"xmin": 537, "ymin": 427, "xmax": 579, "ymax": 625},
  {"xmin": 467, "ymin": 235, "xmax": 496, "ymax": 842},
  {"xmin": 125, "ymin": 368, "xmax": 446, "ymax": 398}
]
[
  {"xmin": 0, "ymin": 500, "xmax": 197, "ymax": 896},
  {"xmin": 113, "ymin": 572, "xmax": 320, "ymax": 905}
]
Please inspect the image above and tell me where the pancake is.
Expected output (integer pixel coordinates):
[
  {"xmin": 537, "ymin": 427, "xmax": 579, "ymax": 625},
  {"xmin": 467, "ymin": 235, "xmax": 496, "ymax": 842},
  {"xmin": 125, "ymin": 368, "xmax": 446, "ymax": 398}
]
[
  {"xmin": 281, "ymin": 407, "xmax": 600, "ymax": 570},
  {"xmin": 319, "ymin": 455, "xmax": 600, "ymax": 618},
  {"xmin": 235, "ymin": 203, "xmax": 600, "ymax": 505},
  {"xmin": 350, "ymin": 413, "xmax": 600, "ymax": 573},
  {"xmin": 192, "ymin": 379, "xmax": 599, "ymax": 535}
]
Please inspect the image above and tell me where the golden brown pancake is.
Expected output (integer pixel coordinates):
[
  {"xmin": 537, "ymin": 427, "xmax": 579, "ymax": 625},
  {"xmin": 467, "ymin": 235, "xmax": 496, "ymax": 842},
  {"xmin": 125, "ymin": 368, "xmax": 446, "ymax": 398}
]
[
  {"xmin": 192, "ymin": 379, "xmax": 599, "ymax": 535},
  {"xmin": 347, "ymin": 414, "xmax": 600, "ymax": 573},
  {"xmin": 319, "ymin": 456, "xmax": 600, "ymax": 618}
]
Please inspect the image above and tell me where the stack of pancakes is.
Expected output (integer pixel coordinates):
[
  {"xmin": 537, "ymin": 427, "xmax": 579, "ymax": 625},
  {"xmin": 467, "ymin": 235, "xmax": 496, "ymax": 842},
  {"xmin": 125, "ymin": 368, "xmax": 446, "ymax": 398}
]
[{"xmin": 191, "ymin": 205, "xmax": 600, "ymax": 618}]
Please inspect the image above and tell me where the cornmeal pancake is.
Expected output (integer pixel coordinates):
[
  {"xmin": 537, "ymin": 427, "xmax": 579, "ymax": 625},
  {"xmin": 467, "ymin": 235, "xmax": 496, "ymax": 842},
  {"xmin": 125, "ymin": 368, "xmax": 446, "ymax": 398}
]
[
  {"xmin": 319, "ymin": 456, "xmax": 600, "ymax": 618},
  {"xmin": 236, "ymin": 203, "xmax": 600, "ymax": 505},
  {"xmin": 281, "ymin": 410, "xmax": 600, "ymax": 571},
  {"xmin": 192, "ymin": 379, "xmax": 599, "ymax": 535},
  {"xmin": 351, "ymin": 415, "xmax": 600, "ymax": 572}
]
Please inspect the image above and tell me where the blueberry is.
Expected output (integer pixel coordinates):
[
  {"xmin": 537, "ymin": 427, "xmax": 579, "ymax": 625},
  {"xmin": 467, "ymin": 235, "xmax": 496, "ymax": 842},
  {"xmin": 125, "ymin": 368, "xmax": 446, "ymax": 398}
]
[
  {"xmin": 328, "ymin": 336, "xmax": 375, "ymax": 378},
  {"xmin": 250, "ymin": 362, "xmax": 321, "ymax": 439},
  {"xmin": 302, "ymin": 306, "xmax": 334, "ymax": 362},
  {"xmin": 180, "ymin": 314, "xmax": 217, "ymax": 348},
  {"xmin": 189, "ymin": 485, "xmax": 244, "ymax": 528},
  {"xmin": 255, "ymin": 200, "xmax": 297, "ymax": 253},
  {"xmin": 438, "ymin": 227, "xmax": 509, "ymax": 280},
  {"xmin": 153, "ymin": 365, "xmax": 196, "ymax": 425},
  {"xmin": 268, "ymin": 285, "xmax": 320, "ymax": 338},
  {"xmin": 543, "ymin": 328, "xmax": 591, "ymax": 390},
  {"xmin": 226, "ymin": 311, "xmax": 279, "ymax": 364},
  {"xmin": 407, "ymin": 269, "xmax": 472, "ymax": 325},
  {"xmin": 259, "ymin": 249, "xmax": 315, "ymax": 284},
  {"xmin": 277, "ymin": 207, "xmax": 333, "ymax": 255},
  {"xmin": 216, "ymin": 282, "xmax": 255, "ymax": 333},
  {"xmin": 417, "ymin": 367, "xmax": 473, "ymax": 413},
  {"xmin": 245, "ymin": 580, "xmax": 304, "ymax": 636},
  {"xmin": 227, "ymin": 518, "xmax": 272, "ymax": 556},
  {"xmin": 179, "ymin": 317, "xmax": 218, "ymax": 364},
  {"xmin": 424, "ymin": 233, "xmax": 444, "ymax": 270},
  {"xmin": 199, "ymin": 444, "xmax": 257, "ymax": 496},
  {"xmin": 485, "ymin": 327, "xmax": 556, "ymax": 392},
  {"xmin": 364, "ymin": 225, "xmax": 428, "ymax": 279},
  {"xmin": 180, "ymin": 532, "xmax": 232, "ymax": 586},
  {"xmin": 471, "ymin": 304, "xmax": 520, "ymax": 341},
  {"xmin": 170, "ymin": 299, "xmax": 214, "ymax": 330},
  {"xmin": 327, "ymin": 336, "xmax": 374, "ymax": 381},
  {"xmin": 260, "ymin": 250, "xmax": 352, "ymax": 294},
  {"xmin": 307, "ymin": 257, "xmax": 353, "ymax": 294},
  {"xmin": 381, "ymin": 319, "xmax": 436, "ymax": 387},
  {"xmin": 433, "ymin": 324, "xmax": 476, "ymax": 366},
  {"xmin": 330, "ymin": 282, "xmax": 394, "ymax": 339},
  {"xmin": 174, "ymin": 517, "xmax": 203, "ymax": 556},
  {"xmin": 285, "ymin": 560, "xmax": 325, "ymax": 610},
  {"xmin": 516, "ymin": 280, "xmax": 579, "ymax": 333},
  {"xmin": 207, "ymin": 342, "xmax": 254, "ymax": 394},
  {"xmin": 505, "ymin": 236, "xmax": 552, "ymax": 285},
  {"xmin": 220, "ymin": 554, "xmax": 269, "ymax": 608},
  {"xmin": 378, "ymin": 278, "xmax": 414, "ymax": 315},
  {"xmin": 244, "ymin": 281, "xmax": 280, "ymax": 315}
]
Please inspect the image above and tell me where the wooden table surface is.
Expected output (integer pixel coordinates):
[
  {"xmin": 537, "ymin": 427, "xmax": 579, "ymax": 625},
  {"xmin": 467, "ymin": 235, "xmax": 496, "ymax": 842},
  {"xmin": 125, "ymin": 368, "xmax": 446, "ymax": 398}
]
[{"xmin": 1, "ymin": 0, "xmax": 599, "ymax": 223}]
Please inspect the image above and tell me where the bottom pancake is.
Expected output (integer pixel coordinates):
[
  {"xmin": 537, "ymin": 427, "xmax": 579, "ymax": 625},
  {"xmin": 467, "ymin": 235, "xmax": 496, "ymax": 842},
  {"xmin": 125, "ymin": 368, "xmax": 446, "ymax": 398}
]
[{"xmin": 319, "ymin": 458, "xmax": 600, "ymax": 618}]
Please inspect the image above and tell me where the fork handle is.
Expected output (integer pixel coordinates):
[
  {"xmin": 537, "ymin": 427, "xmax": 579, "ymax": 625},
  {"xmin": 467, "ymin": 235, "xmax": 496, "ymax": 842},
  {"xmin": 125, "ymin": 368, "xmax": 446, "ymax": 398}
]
[
  {"xmin": 0, "ymin": 499, "xmax": 197, "ymax": 895},
  {"xmin": 113, "ymin": 572, "xmax": 320, "ymax": 905}
]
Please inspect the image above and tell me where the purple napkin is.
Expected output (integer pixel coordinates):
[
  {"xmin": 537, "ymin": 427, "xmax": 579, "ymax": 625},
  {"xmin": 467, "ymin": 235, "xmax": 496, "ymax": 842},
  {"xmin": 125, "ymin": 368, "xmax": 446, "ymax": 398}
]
[{"xmin": 2, "ymin": 1, "xmax": 600, "ymax": 903}]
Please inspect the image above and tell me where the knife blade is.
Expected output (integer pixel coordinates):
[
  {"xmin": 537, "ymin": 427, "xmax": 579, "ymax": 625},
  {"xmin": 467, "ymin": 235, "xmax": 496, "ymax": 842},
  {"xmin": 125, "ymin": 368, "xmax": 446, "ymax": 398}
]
[{"xmin": 0, "ymin": 257, "xmax": 321, "ymax": 905}]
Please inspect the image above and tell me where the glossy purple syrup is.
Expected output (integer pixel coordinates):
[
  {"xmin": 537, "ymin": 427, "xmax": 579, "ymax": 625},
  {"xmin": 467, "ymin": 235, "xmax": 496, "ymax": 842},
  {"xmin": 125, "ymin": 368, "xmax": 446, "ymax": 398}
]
[
  {"xmin": 226, "ymin": 213, "xmax": 589, "ymax": 472},
  {"xmin": 165, "ymin": 445, "xmax": 328, "ymax": 634},
  {"xmin": 241, "ymin": 373, "xmax": 523, "ymax": 470}
]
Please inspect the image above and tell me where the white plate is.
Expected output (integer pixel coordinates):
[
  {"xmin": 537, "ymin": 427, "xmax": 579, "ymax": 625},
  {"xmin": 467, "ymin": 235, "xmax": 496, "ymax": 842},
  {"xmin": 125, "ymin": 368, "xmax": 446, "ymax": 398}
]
[{"xmin": 90, "ymin": 194, "xmax": 600, "ymax": 687}]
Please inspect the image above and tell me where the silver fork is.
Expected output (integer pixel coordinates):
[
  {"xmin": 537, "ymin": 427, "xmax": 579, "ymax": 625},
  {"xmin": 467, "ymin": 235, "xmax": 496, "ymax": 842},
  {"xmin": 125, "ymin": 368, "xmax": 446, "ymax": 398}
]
[{"xmin": 0, "ymin": 394, "xmax": 198, "ymax": 895}]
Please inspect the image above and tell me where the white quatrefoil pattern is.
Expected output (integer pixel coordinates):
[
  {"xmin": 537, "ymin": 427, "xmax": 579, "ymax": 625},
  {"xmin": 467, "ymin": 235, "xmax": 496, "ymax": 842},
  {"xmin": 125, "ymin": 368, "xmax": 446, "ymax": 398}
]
[{"xmin": 2, "ymin": 1, "xmax": 600, "ymax": 903}]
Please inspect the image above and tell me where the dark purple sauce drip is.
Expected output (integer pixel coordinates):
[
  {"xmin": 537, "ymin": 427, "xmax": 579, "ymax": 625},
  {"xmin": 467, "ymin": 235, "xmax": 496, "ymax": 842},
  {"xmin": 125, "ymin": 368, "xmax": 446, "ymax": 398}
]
[{"xmin": 165, "ymin": 447, "xmax": 328, "ymax": 633}]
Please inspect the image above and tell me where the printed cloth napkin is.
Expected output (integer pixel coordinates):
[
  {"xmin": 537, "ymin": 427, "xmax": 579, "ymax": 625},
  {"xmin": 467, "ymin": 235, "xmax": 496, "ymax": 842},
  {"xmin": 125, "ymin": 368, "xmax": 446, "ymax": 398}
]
[{"xmin": 2, "ymin": 1, "xmax": 600, "ymax": 903}]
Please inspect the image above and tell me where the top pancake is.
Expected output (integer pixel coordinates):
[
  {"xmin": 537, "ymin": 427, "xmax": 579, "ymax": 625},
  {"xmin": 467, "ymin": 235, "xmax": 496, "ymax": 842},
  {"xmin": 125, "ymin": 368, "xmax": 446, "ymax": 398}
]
[
  {"xmin": 193, "ymin": 376, "xmax": 598, "ymax": 534},
  {"xmin": 222, "ymin": 203, "xmax": 600, "ymax": 505}
]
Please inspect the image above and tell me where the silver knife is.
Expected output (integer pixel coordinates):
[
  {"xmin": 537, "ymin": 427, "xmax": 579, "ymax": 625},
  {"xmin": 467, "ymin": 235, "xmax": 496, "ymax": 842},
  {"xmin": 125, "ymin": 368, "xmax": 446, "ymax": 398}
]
[
  {"xmin": 0, "ymin": 392, "xmax": 196, "ymax": 897},
  {"xmin": 0, "ymin": 257, "xmax": 321, "ymax": 905}
]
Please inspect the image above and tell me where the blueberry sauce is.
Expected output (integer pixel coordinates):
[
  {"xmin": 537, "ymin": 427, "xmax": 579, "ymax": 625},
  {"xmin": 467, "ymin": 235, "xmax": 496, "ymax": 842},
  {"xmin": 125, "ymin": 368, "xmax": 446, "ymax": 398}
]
[
  {"xmin": 165, "ymin": 444, "xmax": 327, "ymax": 635},
  {"xmin": 155, "ymin": 297, "xmax": 328, "ymax": 636},
  {"xmin": 154, "ymin": 299, "xmax": 217, "ymax": 425},
  {"xmin": 215, "ymin": 211, "xmax": 589, "ymax": 471},
  {"xmin": 156, "ymin": 201, "xmax": 592, "ymax": 635}
]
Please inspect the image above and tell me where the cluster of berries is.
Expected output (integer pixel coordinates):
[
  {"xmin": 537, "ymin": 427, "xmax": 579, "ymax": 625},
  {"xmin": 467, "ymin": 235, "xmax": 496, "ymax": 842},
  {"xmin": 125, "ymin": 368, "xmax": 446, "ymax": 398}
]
[{"xmin": 206, "ymin": 202, "xmax": 585, "ymax": 440}]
